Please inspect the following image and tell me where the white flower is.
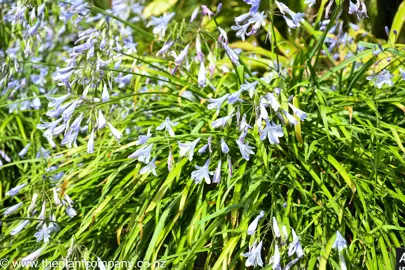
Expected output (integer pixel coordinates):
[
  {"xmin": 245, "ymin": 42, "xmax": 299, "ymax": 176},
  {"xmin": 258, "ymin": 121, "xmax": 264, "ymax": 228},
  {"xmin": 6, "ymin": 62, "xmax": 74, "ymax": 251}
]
[
  {"xmin": 168, "ymin": 150, "xmax": 174, "ymax": 171},
  {"xmin": 178, "ymin": 138, "xmax": 200, "ymax": 161},
  {"xmin": 247, "ymin": 211, "xmax": 265, "ymax": 235},
  {"xmin": 190, "ymin": 7, "xmax": 199, "ymax": 22},
  {"xmin": 34, "ymin": 223, "xmax": 50, "ymax": 243},
  {"xmin": 53, "ymin": 188, "xmax": 60, "ymax": 206},
  {"xmin": 242, "ymin": 241, "xmax": 264, "ymax": 267},
  {"xmin": 156, "ymin": 117, "xmax": 179, "ymax": 137},
  {"xmin": 191, "ymin": 159, "xmax": 212, "ymax": 184},
  {"xmin": 65, "ymin": 205, "xmax": 77, "ymax": 218},
  {"xmin": 231, "ymin": 23, "xmax": 250, "ymax": 41},
  {"xmin": 147, "ymin": 12, "xmax": 175, "ymax": 39},
  {"xmin": 128, "ymin": 144, "xmax": 154, "ymax": 164},
  {"xmin": 98, "ymin": 257, "xmax": 107, "ymax": 270}
]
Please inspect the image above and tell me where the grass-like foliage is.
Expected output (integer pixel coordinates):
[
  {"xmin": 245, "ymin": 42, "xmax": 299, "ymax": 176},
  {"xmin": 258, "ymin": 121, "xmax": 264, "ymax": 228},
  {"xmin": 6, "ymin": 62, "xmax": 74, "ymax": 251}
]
[{"xmin": 1, "ymin": 0, "xmax": 405, "ymax": 269}]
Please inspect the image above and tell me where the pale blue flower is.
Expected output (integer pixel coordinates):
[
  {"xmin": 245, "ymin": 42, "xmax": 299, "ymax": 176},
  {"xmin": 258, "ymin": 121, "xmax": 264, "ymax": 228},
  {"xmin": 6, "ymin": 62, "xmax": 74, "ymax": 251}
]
[
  {"xmin": 4, "ymin": 202, "xmax": 23, "ymax": 216},
  {"xmin": 239, "ymin": 114, "xmax": 250, "ymax": 131},
  {"xmin": 101, "ymin": 84, "xmax": 110, "ymax": 102},
  {"xmin": 244, "ymin": 0, "xmax": 261, "ymax": 13},
  {"xmin": 190, "ymin": 7, "xmax": 199, "ymax": 22},
  {"xmin": 6, "ymin": 183, "xmax": 27, "ymax": 197},
  {"xmin": 47, "ymin": 94, "xmax": 70, "ymax": 109},
  {"xmin": 288, "ymin": 229, "xmax": 304, "ymax": 257},
  {"xmin": 221, "ymin": 138, "xmax": 229, "ymax": 153},
  {"xmin": 140, "ymin": 158, "xmax": 157, "ymax": 176},
  {"xmin": 236, "ymin": 139, "xmax": 255, "ymax": 160},
  {"xmin": 178, "ymin": 138, "xmax": 201, "ymax": 161},
  {"xmin": 191, "ymin": 159, "xmax": 212, "ymax": 184},
  {"xmin": 34, "ymin": 224, "xmax": 50, "ymax": 243},
  {"xmin": 266, "ymin": 93, "xmax": 281, "ymax": 111},
  {"xmin": 87, "ymin": 131, "xmax": 95, "ymax": 154},
  {"xmin": 128, "ymin": 144, "xmax": 154, "ymax": 164},
  {"xmin": 223, "ymin": 43, "xmax": 239, "ymax": 64},
  {"xmin": 66, "ymin": 205, "xmax": 77, "ymax": 218},
  {"xmin": 284, "ymin": 258, "xmax": 300, "ymax": 270},
  {"xmin": 269, "ymin": 243, "xmax": 281, "ymax": 270},
  {"xmin": 198, "ymin": 62, "xmax": 206, "ymax": 87},
  {"xmin": 135, "ymin": 127, "xmax": 152, "ymax": 146},
  {"xmin": 283, "ymin": 110, "xmax": 298, "ymax": 125},
  {"xmin": 273, "ymin": 216, "xmax": 280, "ymax": 237},
  {"xmin": 201, "ymin": 5, "xmax": 214, "ymax": 19},
  {"xmin": 212, "ymin": 114, "xmax": 233, "ymax": 129},
  {"xmin": 332, "ymin": 231, "xmax": 347, "ymax": 251},
  {"xmin": 228, "ymin": 89, "xmax": 244, "ymax": 104},
  {"xmin": 172, "ymin": 44, "xmax": 190, "ymax": 74},
  {"xmin": 97, "ymin": 110, "xmax": 107, "ymax": 129},
  {"xmin": 107, "ymin": 122, "xmax": 122, "ymax": 141},
  {"xmin": 231, "ymin": 23, "xmax": 250, "ymax": 41},
  {"xmin": 21, "ymin": 248, "xmax": 43, "ymax": 264},
  {"xmin": 241, "ymin": 81, "xmax": 259, "ymax": 98},
  {"xmin": 288, "ymin": 103, "xmax": 307, "ymax": 121},
  {"xmin": 10, "ymin": 220, "xmax": 30, "ymax": 236},
  {"xmin": 247, "ymin": 210, "xmax": 265, "ymax": 235},
  {"xmin": 196, "ymin": 35, "xmax": 204, "ymax": 62},
  {"xmin": 147, "ymin": 12, "xmax": 175, "ymax": 39},
  {"xmin": 18, "ymin": 143, "xmax": 31, "ymax": 157},
  {"xmin": 304, "ymin": 0, "xmax": 316, "ymax": 7},
  {"xmin": 157, "ymin": 117, "xmax": 179, "ymax": 137},
  {"xmin": 242, "ymin": 241, "xmax": 264, "ymax": 267},
  {"xmin": 156, "ymin": 40, "xmax": 174, "ymax": 57},
  {"xmin": 198, "ymin": 144, "xmax": 208, "ymax": 154},
  {"xmin": 212, "ymin": 160, "xmax": 222, "ymax": 183},
  {"xmin": 53, "ymin": 188, "xmax": 61, "ymax": 206},
  {"xmin": 0, "ymin": 150, "xmax": 11, "ymax": 162},
  {"xmin": 207, "ymin": 94, "xmax": 229, "ymax": 115},
  {"xmin": 168, "ymin": 150, "xmax": 174, "ymax": 171},
  {"xmin": 62, "ymin": 99, "xmax": 79, "ymax": 122},
  {"xmin": 260, "ymin": 120, "xmax": 284, "ymax": 144},
  {"xmin": 400, "ymin": 68, "xmax": 405, "ymax": 80}
]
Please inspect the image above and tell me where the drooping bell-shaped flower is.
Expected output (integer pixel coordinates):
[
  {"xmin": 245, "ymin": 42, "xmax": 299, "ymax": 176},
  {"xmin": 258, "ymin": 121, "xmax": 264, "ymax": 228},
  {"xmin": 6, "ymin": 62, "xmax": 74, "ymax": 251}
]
[
  {"xmin": 6, "ymin": 184, "xmax": 27, "ymax": 197},
  {"xmin": 332, "ymin": 231, "xmax": 347, "ymax": 251},
  {"xmin": 128, "ymin": 143, "xmax": 154, "ymax": 164},
  {"xmin": 241, "ymin": 81, "xmax": 259, "ymax": 98},
  {"xmin": 87, "ymin": 131, "xmax": 95, "ymax": 154},
  {"xmin": 190, "ymin": 7, "xmax": 200, "ymax": 22},
  {"xmin": 20, "ymin": 247, "xmax": 44, "ymax": 264},
  {"xmin": 212, "ymin": 114, "xmax": 233, "ymax": 129},
  {"xmin": 101, "ymin": 84, "xmax": 110, "ymax": 102},
  {"xmin": 157, "ymin": 117, "xmax": 179, "ymax": 137},
  {"xmin": 146, "ymin": 12, "xmax": 175, "ymax": 39},
  {"xmin": 221, "ymin": 138, "xmax": 229, "ymax": 153},
  {"xmin": 236, "ymin": 139, "xmax": 255, "ymax": 160},
  {"xmin": 135, "ymin": 127, "xmax": 152, "ymax": 146},
  {"xmin": 207, "ymin": 94, "xmax": 229, "ymax": 115},
  {"xmin": 242, "ymin": 241, "xmax": 264, "ymax": 267},
  {"xmin": 212, "ymin": 160, "xmax": 222, "ymax": 183},
  {"xmin": 4, "ymin": 202, "xmax": 23, "ymax": 216},
  {"xmin": 191, "ymin": 159, "xmax": 212, "ymax": 184},
  {"xmin": 18, "ymin": 143, "xmax": 31, "ymax": 157},
  {"xmin": 10, "ymin": 219, "xmax": 30, "ymax": 236},
  {"xmin": 260, "ymin": 120, "xmax": 284, "ymax": 144},
  {"xmin": 198, "ymin": 62, "xmax": 206, "ymax": 87},
  {"xmin": 288, "ymin": 103, "xmax": 307, "ymax": 121},
  {"xmin": 269, "ymin": 243, "xmax": 281, "ymax": 270},
  {"xmin": 247, "ymin": 211, "xmax": 265, "ymax": 235},
  {"xmin": 273, "ymin": 216, "xmax": 280, "ymax": 238},
  {"xmin": 97, "ymin": 110, "xmax": 107, "ymax": 129},
  {"xmin": 168, "ymin": 150, "xmax": 174, "ymax": 171},
  {"xmin": 283, "ymin": 110, "xmax": 298, "ymax": 126},
  {"xmin": 107, "ymin": 122, "xmax": 122, "ymax": 142},
  {"xmin": 178, "ymin": 138, "xmax": 200, "ymax": 161},
  {"xmin": 288, "ymin": 228, "xmax": 304, "ymax": 257},
  {"xmin": 140, "ymin": 158, "xmax": 157, "ymax": 176}
]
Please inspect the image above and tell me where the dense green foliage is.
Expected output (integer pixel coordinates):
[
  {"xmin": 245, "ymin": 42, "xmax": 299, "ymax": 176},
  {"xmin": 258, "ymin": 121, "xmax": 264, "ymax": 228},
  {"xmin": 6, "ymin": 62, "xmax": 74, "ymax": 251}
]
[{"xmin": 1, "ymin": 0, "xmax": 405, "ymax": 269}]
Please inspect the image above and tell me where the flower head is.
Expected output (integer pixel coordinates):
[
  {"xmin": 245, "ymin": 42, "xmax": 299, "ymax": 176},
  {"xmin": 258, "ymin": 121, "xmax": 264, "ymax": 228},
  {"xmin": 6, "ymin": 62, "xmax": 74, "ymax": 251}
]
[
  {"xmin": 191, "ymin": 159, "xmax": 212, "ymax": 184},
  {"xmin": 242, "ymin": 241, "xmax": 264, "ymax": 267},
  {"xmin": 147, "ymin": 13, "xmax": 175, "ymax": 39}
]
